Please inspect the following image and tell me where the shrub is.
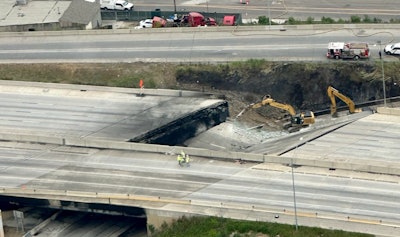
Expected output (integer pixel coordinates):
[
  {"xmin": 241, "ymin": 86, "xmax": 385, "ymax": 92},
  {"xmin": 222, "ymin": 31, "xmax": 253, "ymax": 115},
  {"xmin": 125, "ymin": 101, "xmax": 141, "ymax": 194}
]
[
  {"xmin": 350, "ymin": 15, "xmax": 361, "ymax": 23},
  {"xmin": 390, "ymin": 18, "xmax": 400, "ymax": 23},
  {"xmin": 373, "ymin": 17, "xmax": 382, "ymax": 23},
  {"xmin": 258, "ymin": 16, "xmax": 269, "ymax": 25},
  {"xmin": 337, "ymin": 18, "xmax": 345, "ymax": 23},
  {"xmin": 362, "ymin": 15, "xmax": 372, "ymax": 23},
  {"xmin": 288, "ymin": 17, "xmax": 297, "ymax": 25},
  {"xmin": 321, "ymin": 16, "xmax": 335, "ymax": 24}
]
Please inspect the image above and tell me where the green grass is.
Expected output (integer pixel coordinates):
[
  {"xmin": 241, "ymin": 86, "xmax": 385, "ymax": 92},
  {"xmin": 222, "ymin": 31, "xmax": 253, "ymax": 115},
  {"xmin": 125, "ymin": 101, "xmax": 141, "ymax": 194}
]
[
  {"xmin": 151, "ymin": 216, "xmax": 374, "ymax": 237},
  {"xmin": 256, "ymin": 14, "xmax": 394, "ymax": 25}
]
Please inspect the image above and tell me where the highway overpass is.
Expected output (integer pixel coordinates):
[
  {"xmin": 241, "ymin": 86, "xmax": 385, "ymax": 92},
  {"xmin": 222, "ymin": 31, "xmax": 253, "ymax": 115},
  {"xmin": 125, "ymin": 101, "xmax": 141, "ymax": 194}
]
[{"xmin": 0, "ymin": 80, "xmax": 400, "ymax": 236}]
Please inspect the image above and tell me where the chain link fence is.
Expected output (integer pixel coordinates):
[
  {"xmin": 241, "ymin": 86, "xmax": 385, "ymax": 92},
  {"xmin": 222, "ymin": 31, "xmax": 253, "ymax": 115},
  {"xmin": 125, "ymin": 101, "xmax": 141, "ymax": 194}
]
[{"xmin": 101, "ymin": 10, "xmax": 242, "ymax": 25}]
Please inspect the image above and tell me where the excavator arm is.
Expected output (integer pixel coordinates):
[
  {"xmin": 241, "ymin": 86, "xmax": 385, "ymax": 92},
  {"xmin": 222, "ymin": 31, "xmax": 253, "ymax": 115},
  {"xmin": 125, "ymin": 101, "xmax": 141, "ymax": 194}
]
[
  {"xmin": 235, "ymin": 95, "xmax": 314, "ymax": 131},
  {"xmin": 327, "ymin": 86, "xmax": 359, "ymax": 116},
  {"xmin": 267, "ymin": 101, "xmax": 297, "ymax": 116},
  {"xmin": 236, "ymin": 96, "xmax": 296, "ymax": 119}
]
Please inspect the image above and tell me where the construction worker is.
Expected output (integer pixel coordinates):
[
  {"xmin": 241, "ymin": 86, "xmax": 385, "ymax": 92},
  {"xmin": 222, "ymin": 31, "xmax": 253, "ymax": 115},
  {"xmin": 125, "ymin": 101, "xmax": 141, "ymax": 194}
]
[
  {"xmin": 177, "ymin": 151, "xmax": 185, "ymax": 166},
  {"xmin": 185, "ymin": 154, "xmax": 190, "ymax": 167}
]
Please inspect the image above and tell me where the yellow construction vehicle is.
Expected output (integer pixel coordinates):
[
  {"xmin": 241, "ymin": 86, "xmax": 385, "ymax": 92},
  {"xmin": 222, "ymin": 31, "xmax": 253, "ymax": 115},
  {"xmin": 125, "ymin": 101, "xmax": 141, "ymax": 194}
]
[
  {"xmin": 327, "ymin": 86, "xmax": 362, "ymax": 117},
  {"xmin": 236, "ymin": 95, "xmax": 315, "ymax": 133}
]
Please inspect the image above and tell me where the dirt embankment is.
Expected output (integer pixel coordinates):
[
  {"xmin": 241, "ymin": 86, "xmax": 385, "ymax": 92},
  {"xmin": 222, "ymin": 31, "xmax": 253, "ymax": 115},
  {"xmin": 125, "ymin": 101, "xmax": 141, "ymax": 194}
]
[
  {"xmin": 1, "ymin": 61, "xmax": 399, "ymax": 127},
  {"xmin": 175, "ymin": 61, "xmax": 400, "ymax": 126}
]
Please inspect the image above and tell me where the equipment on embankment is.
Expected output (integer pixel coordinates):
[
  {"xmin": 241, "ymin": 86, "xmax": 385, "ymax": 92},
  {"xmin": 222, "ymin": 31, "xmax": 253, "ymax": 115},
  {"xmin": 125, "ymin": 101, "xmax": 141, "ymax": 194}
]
[
  {"xmin": 327, "ymin": 86, "xmax": 362, "ymax": 117},
  {"xmin": 236, "ymin": 95, "xmax": 315, "ymax": 133}
]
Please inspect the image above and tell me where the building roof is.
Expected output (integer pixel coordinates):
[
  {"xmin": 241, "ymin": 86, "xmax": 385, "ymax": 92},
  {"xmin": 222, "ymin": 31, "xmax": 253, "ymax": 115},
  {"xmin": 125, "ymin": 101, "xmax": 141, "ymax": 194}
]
[
  {"xmin": 0, "ymin": 1, "xmax": 71, "ymax": 26},
  {"xmin": 60, "ymin": 0, "xmax": 100, "ymax": 25}
]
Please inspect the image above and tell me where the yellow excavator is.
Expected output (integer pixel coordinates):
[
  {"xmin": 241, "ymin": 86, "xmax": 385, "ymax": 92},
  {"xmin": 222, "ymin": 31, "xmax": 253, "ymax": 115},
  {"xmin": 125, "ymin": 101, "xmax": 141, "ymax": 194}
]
[
  {"xmin": 236, "ymin": 95, "xmax": 315, "ymax": 133},
  {"xmin": 327, "ymin": 86, "xmax": 362, "ymax": 117}
]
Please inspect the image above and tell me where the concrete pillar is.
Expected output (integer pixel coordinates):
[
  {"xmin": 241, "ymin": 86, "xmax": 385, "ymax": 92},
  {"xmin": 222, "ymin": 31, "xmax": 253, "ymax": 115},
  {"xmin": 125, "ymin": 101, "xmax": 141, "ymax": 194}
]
[{"xmin": 0, "ymin": 210, "xmax": 4, "ymax": 237}]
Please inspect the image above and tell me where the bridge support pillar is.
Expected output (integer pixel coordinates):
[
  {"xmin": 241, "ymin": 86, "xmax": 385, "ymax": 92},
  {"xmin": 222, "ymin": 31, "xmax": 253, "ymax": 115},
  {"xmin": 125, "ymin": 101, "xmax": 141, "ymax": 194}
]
[
  {"xmin": 0, "ymin": 210, "xmax": 4, "ymax": 237},
  {"xmin": 145, "ymin": 209, "xmax": 196, "ymax": 236}
]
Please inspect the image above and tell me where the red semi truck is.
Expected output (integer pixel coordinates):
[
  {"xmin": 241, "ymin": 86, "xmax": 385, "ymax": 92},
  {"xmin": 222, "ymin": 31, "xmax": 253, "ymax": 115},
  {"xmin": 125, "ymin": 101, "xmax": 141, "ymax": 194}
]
[
  {"xmin": 148, "ymin": 12, "xmax": 218, "ymax": 28},
  {"xmin": 183, "ymin": 12, "xmax": 217, "ymax": 27}
]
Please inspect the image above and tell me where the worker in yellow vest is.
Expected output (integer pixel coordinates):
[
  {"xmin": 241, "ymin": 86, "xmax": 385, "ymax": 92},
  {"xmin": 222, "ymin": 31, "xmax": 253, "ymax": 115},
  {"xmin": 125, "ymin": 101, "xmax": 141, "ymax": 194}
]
[{"xmin": 177, "ymin": 151, "xmax": 185, "ymax": 167}]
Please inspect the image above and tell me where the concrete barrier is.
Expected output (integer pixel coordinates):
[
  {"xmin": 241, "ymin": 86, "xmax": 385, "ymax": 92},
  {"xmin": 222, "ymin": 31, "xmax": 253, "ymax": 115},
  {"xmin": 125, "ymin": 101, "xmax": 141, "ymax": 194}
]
[
  {"xmin": 1, "ymin": 131, "xmax": 399, "ymax": 175},
  {"xmin": 0, "ymin": 132, "xmax": 63, "ymax": 145},
  {"xmin": 377, "ymin": 107, "xmax": 400, "ymax": 116},
  {"xmin": 97, "ymin": 192, "xmax": 129, "ymax": 200},
  {"xmin": 2, "ymin": 186, "xmax": 399, "ymax": 237},
  {"xmin": 66, "ymin": 190, "xmax": 97, "ymax": 198},
  {"xmin": 0, "ymin": 80, "xmax": 211, "ymax": 99},
  {"xmin": 2, "ymin": 24, "xmax": 400, "ymax": 38}
]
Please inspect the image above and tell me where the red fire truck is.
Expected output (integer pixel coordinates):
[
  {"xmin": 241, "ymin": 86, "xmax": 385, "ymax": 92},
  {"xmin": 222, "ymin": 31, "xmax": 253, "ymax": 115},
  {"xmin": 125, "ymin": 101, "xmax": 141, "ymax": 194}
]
[{"xmin": 327, "ymin": 42, "xmax": 369, "ymax": 60}]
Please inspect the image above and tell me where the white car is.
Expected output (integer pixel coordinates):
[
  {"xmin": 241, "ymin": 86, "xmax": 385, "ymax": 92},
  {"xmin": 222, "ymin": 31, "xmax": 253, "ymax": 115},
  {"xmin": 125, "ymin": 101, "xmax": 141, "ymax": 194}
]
[
  {"xmin": 384, "ymin": 43, "xmax": 400, "ymax": 55},
  {"xmin": 139, "ymin": 19, "xmax": 153, "ymax": 28}
]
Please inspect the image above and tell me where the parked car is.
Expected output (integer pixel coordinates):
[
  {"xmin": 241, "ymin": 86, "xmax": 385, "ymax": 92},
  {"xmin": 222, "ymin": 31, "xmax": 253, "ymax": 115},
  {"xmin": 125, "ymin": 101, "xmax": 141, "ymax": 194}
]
[
  {"xmin": 139, "ymin": 19, "xmax": 153, "ymax": 28},
  {"xmin": 384, "ymin": 43, "xmax": 400, "ymax": 55}
]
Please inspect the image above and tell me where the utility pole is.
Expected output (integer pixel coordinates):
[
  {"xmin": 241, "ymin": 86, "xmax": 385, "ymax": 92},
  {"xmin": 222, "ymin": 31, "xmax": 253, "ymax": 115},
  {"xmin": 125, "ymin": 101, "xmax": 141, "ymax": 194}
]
[
  {"xmin": 377, "ymin": 40, "xmax": 387, "ymax": 107},
  {"xmin": 291, "ymin": 158, "xmax": 299, "ymax": 231},
  {"xmin": 267, "ymin": 0, "xmax": 271, "ymax": 30},
  {"xmin": 291, "ymin": 136, "xmax": 303, "ymax": 231}
]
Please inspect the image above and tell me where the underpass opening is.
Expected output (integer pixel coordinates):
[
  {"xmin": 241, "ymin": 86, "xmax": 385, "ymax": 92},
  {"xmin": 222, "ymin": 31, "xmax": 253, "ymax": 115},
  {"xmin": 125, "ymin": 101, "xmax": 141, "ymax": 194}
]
[{"xmin": 0, "ymin": 195, "xmax": 147, "ymax": 237}]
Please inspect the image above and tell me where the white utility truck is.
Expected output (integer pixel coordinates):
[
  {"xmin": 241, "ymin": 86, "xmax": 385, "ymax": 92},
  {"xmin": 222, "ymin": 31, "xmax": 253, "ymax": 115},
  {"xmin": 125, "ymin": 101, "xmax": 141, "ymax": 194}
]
[{"xmin": 100, "ymin": 0, "xmax": 133, "ymax": 11}]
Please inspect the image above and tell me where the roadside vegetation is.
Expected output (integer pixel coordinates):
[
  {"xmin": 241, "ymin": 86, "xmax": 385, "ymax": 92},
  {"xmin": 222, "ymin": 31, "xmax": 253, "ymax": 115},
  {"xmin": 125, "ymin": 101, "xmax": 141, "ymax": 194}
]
[
  {"xmin": 257, "ymin": 14, "xmax": 400, "ymax": 25},
  {"xmin": 150, "ymin": 216, "xmax": 373, "ymax": 237},
  {"xmin": 1, "ymin": 60, "xmax": 398, "ymax": 113}
]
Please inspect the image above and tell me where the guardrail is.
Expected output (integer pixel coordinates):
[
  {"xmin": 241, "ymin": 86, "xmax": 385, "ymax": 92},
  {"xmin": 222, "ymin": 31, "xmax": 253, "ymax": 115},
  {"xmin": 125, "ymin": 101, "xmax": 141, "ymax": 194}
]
[
  {"xmin": 1, "ymin": 187, "xmax": 399, "ymax": 236},
  {"xmin": 1, "ymin": 24, "xmax": 400, "ymax": 37},
  {"xmin": 1, "ymin": 129, "xmax": 400, "ymax": 175}
]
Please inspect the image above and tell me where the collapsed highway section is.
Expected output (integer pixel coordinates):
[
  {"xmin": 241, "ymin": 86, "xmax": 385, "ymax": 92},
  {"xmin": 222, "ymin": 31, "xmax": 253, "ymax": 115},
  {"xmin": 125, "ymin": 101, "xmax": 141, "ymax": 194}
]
[{"xmin": 0, "ymin": 80, "xmax": 228, "ymax": 145}]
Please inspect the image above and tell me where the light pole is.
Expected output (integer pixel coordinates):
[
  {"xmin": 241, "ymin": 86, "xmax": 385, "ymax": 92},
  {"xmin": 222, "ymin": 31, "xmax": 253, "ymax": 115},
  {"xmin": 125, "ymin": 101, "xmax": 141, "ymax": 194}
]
[
  {"xmin": 291, "ymin": 136, "xmax": 302, "ymax": 231},
  {"xmin": 267, "ymin": 0, "xmax": 271, "ymax": 30},
  {"xmin": 291, "ymin": 158, "xmax": 298, "ymax": 231},
  {"xmin": 377, "ymin": 40, "xmax": 387, "ymax": 107},
  {"xmin": 173, "ymin": 0, "xmax": 177, "ymax": 13}
]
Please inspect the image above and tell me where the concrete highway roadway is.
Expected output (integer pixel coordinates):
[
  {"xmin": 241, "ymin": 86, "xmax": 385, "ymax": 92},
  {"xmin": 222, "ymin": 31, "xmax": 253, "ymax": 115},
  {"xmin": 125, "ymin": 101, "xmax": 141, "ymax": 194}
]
[
  {"xmin": 0, "ymin": 26, "xmax": 398, "ymax": 63},
  {"xmin": 0, "ymin": 81, "xmax": 224, "ymax": 142},
  {"xmin": 1, "ymin": 82, "xmax": 400, "ymax": 236},
  {"xmin": 0, "ymin": 141, "xmax": 399, "ymax": 236}
]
